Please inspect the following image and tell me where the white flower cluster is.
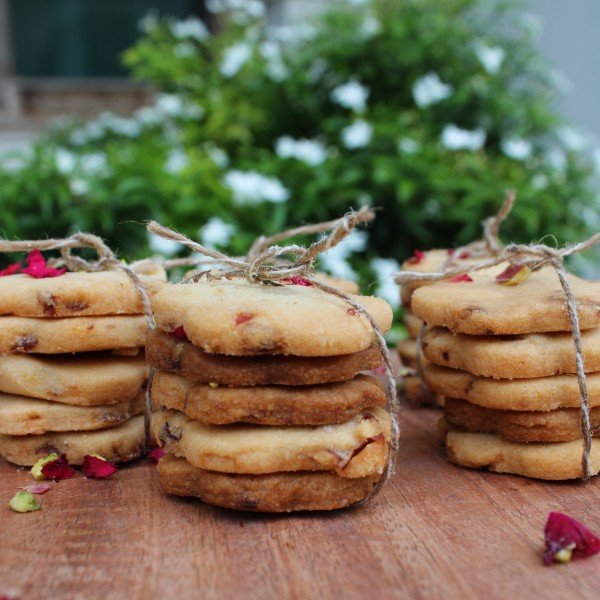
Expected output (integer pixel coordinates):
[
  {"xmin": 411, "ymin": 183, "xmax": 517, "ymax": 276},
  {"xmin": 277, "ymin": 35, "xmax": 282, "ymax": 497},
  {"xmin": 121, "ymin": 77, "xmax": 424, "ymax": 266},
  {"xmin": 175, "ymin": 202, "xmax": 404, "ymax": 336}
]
[
  {"xmin": 474, "ymin": 43, "xmax": 505, "ymax": 75},
  {"xmin": 341, "ymin": 120, "xmax": 373, "ymax": 149},
  {"xmin": 320, "ymin": 230, "xmax": 368, "ymax": 281},
  {"xmin": 207, "ymin": 0, "xmax": 265, "ymax": 24},
  {"xmin": 500, "ymin": 138, "xmax": 532, "ymax": 161},
  {"xmin": 275, "ymin": 137, "xmax": 327, "ymax": 166},
  {"xmin": 412, "ymin": 72, "xmax": 452, "ymax": 108},
  {"xmin": 220, "ymin": 43, "xmax": 253, "ymax": 77},
  {"xmin": 441, "ymin": 125, "xmax": 486, "ymax": 151},
  {"xmin": 331, "ymin": 80, "xmax": 369, "ymax": 113},
  {"xmin": 260, "ymin": 41, "xmax": 288, "ymax": 81},
  {"xmin": 170, "ymin": 17, "xmax": 209, "ymax": 41},
  {"xmin": 200, "ymin": 216, "xmax": 236, "ymax": 248},
  {"xmin": 224, "ymin": 170, "xmax": 289, "ymax": 204}
]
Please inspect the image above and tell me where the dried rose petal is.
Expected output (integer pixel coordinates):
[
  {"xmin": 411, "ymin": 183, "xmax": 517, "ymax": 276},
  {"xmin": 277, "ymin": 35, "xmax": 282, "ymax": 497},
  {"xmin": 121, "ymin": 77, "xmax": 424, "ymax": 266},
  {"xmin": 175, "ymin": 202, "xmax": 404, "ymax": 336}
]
[
  {"xmin": 283, "ymin": 276, "xmax": 313, "ymax": 286},
  {"xmin": 407, "ymin": 249, "xmax": 426, "ymax": 265},
  {"xmin": 21, "ymin": 250, "xmax": 66, "ymax": 279},
  {"xmin": 457, "ymin": 250, "xmax": 471, "ymax": 259},
  {"xmin": 21, "ymin": 483, "xmax": 52, "ymax": 494},
  {"xmin": 372, "ymin": 365, "xmax": 386, "ymax": 375},
  {"xmin": 41, "ymin": 454, "xmax": 75, "ymax": 481},
  {"xmin": 170, "ymin": 326, "xmax": 188, "ymax": 341},
  {"xmin": 148, "ymin": 447, "xmax": 165, "ymax": 463},
  {"xmin": 446, "ymin": 248, "xmax": 455, "ymax": 256},
  {"xmin": 0, "ymin": 263, "xmax": 21, "ymax": 277},
  {"xmin": 347, "ymin": 308, "xmax": 358, "ymax": 315},
  {"xmin": 496, "ymin": 264, "xmax": 532, "ymax": 286},
  {"xmin": 449, "ymin": 273, "xmax": 473, "ymax": 283},
  {"xmin": 543, "ymin": 512, "xmax": 600, "ymax": 565},
  {"xmin": 235, "ymin": 313, "xmax": 254, "ymax": 325},
  {"xmin": 82, "ymin": 455, "xmax": 117, "ymax": 479}
]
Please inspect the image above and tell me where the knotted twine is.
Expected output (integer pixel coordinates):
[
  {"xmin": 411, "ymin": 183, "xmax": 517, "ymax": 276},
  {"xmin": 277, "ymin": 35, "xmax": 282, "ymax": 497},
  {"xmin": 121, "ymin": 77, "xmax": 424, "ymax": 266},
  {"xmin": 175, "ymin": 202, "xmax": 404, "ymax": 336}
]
[
  {"xmin": 147, "ymin": 207, "xmax": 402, "ymax": 498},
  {"xmin": 412, "ymin": 192, "xmax": 516, "ymax": 402},
  {"xmin": 0, "ymin": 234, "xmax": 157, "ymax": 451},
  {"xmin": 396, "ymin": 232, "xmax": 600, "ymax": 480}
]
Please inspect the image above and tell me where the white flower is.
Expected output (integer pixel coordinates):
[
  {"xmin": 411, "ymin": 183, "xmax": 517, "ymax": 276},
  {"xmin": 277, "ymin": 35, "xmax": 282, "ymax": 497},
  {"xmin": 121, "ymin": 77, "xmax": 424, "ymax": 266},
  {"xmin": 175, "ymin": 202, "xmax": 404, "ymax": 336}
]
[
  {"xmin": 207, "ymin": 0, "xmax": 265, "ymax": 19},
  {"xmin": 331, "ymin": 80, "xmax": 369, "ymax": 113},
  {"xmin": 138, "ymin": 11, "xmax": 159, "ymax": 33},
  {"xmin": 206, "ymin": 144, "xmax": 229, "ymax": 168},
  {"xmin": 200, "ymin": 217, "xmax": 235, "ymax": 248},
  {"xmin": 474, "ymin": 43, "xmax": 505, "ymax": 75},
  {"xmin": 147, "ymin": 232, "xmax": 181, "ymax": 256},
  {"xmin": 69, "ymin": 178, "xmax": 89, "ymax": 195},
  {"xmin": 500, "ymin": 138, "xmax": 532, "ymax": 161},
  {"xmin": 220, "ymin": 43, "xmax": 252, "ymax": 77},
  {"xmin": 134, "ymin": 106, "xmax": 161, "ymax": 126},
  {"xmin": 55, "ymin": 149, "xmax": 76, "ymax": 174},
  {"xmin": 361, "ymin": 15, "xmax": 381, "ymax": 38},
  {"xmin": 370, "ymin": 258, "xmax": 400, "ymax": 307},
  {"xmin": 441, "ymin": 125, "xmax": 486, "ymax": 151},
  {"xmin": 398, "ymin": 138, "xmax": 420, "ymax": 154},
  {"xmin": 275, "ymin": 137, "xmax": 327, "ymax": 166},
  {"xmin": 164, "ymin": 149, "xmax": 188, "ymax": 173},
  {"xmin": 319, "ymin": 230, "xmax": 368, "ymax": 282},
  {"xmin": 170, "ymin": 17, "xmax": 209, "ymax": 41},
  {"xmin": 224, "ymin": 170, "xmax": 290, "ymax": 204},
  {"xmin": 341, "ymin": 120, "xmax": 373, "ymax": 149},
  {"xmin": 174, "ymin": 42, "xmax": 196, "ymax": 58},
  {"xmin": 260, "ymin": 41, "xmax": 288, "ymax": 81},
  {"xmin": 412, "ymin": 72, "xmax": 453, "ymax": 108},
  {"xmin": 81, "ymin": 153, "xmax": 107, "ymax": 174},
  {"xmin": 558, "ymin": 127, "xmax": 587, "ymax": 152},
  {"xmin": 155, "ymin": 94, "xmax": 183, "ymax": 116}
]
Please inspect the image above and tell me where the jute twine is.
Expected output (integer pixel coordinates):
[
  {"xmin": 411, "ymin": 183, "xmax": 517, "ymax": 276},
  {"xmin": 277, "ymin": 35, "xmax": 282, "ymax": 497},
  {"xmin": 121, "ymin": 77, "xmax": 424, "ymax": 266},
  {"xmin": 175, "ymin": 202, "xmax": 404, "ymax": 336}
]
[
  {"xmin": 396, "ymin": 230, "xmax": 600, "ymax": 480},
  {"xmin": 0, "ymin": 234, "xmax": 157, "ymax": 451},
  {"xmin": 147, "ymin": 207, "xmax": 401, "ymax": 498}
]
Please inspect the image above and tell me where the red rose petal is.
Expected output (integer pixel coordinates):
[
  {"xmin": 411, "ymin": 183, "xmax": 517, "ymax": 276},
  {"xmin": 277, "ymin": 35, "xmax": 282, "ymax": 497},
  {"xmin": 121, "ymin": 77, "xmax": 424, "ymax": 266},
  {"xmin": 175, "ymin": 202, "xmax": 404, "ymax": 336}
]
[
  {"xmin": 543, "ymin": 512, "xmax": 600, "ymax": 565},
  {"xmin": 41, "ymin": 454, "xmax": 75, "ymax": 481},
  {"xmin": 407, "ymin": 249, "xmax": 426, "ymax": 265},
  {"xmin": 82, "ymin": 455, "xmax": 117, "ymax": 479},
  {"xmin": 21, "ymin": 483, "xmax": 52, "ymax": 494},
  {"xmin": 446, "ymin": 248, "xmax": 455, "ymax": 256},
  {"xmin": 235, "ymin": 313, "xmax": 254, "ymax": 325},
  {"xmin": 457, "ymin": 251, "xmax": 471, "ymax": 259},
  {"xmin": 283, "ymin": 276, "xmax": 313, "ymax": 286},
  {"xmin": 170, "ymin": 326, "xmax": 188, "ymax": 341},
  {"xmin": 449, "ymin": 273, "xmax": 473, "ymax": 283},
  {"xmin": 21, "ymin": 250, "xmax": 66, "ymax": 279},
  {"xmin": 148, "ymin": 447, "xmax": 165, "ymax": 463},
  {"xmin": 0, "ymin": 263, "xmax": 21, "ymax": 277}
]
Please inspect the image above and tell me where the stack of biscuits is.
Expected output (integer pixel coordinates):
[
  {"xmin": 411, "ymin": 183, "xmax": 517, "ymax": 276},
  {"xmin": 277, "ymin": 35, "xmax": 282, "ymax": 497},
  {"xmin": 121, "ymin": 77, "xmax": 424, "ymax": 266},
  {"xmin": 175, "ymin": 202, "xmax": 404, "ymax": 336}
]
[
  {"xmin": 411, "ymin": 265, "xmax": 600, "ymax": 480},
  {"xmin": 0, "ymin": 263, "xmax": 165, "ymax": 466},
  {"xmin": 149, "ymin": 277, "xmax": 393, "ymax": 512}
]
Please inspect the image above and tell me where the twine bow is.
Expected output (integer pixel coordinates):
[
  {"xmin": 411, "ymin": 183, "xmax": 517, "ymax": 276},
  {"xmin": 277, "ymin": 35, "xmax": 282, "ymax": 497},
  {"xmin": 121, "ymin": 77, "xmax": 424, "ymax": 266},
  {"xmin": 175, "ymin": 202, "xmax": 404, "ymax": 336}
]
[
  {"xmin": 396, "ymin": 232, "xmax": 600, "ymax": 480},
  {"xmin": 0, "ymin": 233, "xmax": 156, "ymax": 451},
  {"xmin": 148, "ymin": 207, "xmax": 401, "ymax": 497}
]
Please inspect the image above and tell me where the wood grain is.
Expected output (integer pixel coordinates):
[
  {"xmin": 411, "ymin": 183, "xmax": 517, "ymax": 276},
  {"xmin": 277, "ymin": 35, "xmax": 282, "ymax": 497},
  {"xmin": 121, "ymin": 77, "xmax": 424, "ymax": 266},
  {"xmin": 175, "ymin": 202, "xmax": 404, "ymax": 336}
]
[{"xmin": 1, "ymin": 409, "xmax": 599, "ymax": 600}]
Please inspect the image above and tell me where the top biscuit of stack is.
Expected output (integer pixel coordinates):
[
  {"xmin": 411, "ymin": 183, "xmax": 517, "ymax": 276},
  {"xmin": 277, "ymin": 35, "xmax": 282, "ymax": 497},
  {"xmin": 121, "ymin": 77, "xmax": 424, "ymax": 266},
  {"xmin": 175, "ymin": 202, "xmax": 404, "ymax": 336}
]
[
  {"xmin": 149, "ymin": 277, "xmax": 394, "ymax": 512},
  {"xmin": 411, "ymin": 264, "xmax": 600, "ymax": 479}
]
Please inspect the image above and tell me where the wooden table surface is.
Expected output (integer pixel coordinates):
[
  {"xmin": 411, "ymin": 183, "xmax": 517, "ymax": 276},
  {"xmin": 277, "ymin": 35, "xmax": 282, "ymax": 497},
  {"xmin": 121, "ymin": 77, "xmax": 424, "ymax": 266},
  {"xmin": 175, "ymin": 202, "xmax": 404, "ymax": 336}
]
[{"xmin": 1, "ymin": 408, "xmax": 599, "ymax": 600}]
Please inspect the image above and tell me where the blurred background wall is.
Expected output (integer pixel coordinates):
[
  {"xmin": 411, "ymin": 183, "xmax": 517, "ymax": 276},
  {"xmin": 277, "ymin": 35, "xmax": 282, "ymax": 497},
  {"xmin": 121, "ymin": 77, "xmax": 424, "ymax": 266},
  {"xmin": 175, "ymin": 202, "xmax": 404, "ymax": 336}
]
[{"xmin": 0, "ymin": 0, "xmax": 599, "ymax": 148}]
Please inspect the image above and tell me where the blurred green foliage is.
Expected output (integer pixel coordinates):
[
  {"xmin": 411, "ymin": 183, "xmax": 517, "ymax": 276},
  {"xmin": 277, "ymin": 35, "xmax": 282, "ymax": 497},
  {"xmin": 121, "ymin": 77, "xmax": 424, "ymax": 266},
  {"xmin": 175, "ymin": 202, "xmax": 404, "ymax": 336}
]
[{"xmin": 0, "ymin": 0, "xmax": 597, "ymax": 297}]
